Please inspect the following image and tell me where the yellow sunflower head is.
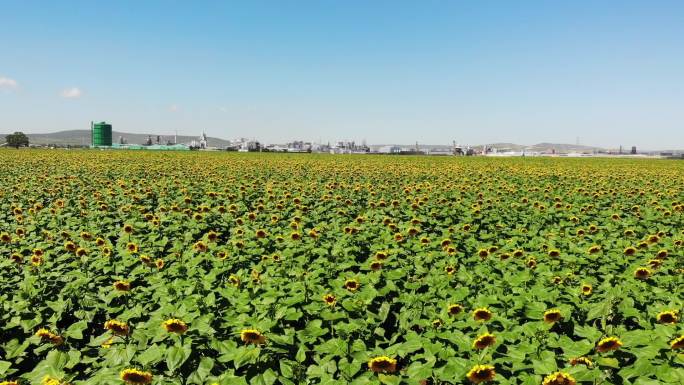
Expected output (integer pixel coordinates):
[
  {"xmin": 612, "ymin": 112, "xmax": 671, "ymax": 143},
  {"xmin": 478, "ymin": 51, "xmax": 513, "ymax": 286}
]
[
  {"xmin": 344, "ymin": 278, "xmax": 360, "ymax": 292},
  {"xmin": 634, "ymin": 267, "xmax": 651, "ymax": 280},
  {"xmin": 104, "ymin": 319, "xmax": 130, "ymax": 336},
  {"xmin": 120, "ymin": 369, "xmax": 153, "ymax": 385},
  {"xmin": 240, "ymin": 329, "xmax": 266, "ymax": 345},
  {"xmin": 542, "ymin": 372, "xmax": 576, "ymax": 385},
  {"xmin": 466, "ymin": 364, "xmax": 496, "ymax": 383},
  {"xmin": 367, "ymin": 356, "xmax": 397, "ymax": 373},
  {"xmin": 323, "ymin": 294, "xmax": 336, "ymax": 306},
  {"xmin": 596, "ymin": 337, "xmax": 622, "ymax": 353},
  {"xmin": 113, "ymin": 280, "xmax": 131, "ymax": 292},
  {"xmin": 581, "ymin": 284, "xmax": 592, "ymax": 296},
  {"xmin": 448, "ymin": 304, "xmax": 464, "ymax": 316},
  {"xmin": 569, "ymin": 356, "xmax": 593, "ymax": 368},
  {"xmin": 656, "ymin": 310, "xmax": 678, "ymax": 324},
  {"xmin": 473, "ymin": 308, "xmax": 493, "ymax": 322},
  {"xmin": 472, "ymin": 333, "xmax": 496, "ymax": 350},
  {"xmin": 671, "ymin": 336, "xmax": 684, "ymax": 350},
  {"xmin": 162, "ymin": 319, "xmax": 188, "ymax": 334},
  {"xmin": 543, "ymin": 309, "xmax": 563, "ymax": 324}
]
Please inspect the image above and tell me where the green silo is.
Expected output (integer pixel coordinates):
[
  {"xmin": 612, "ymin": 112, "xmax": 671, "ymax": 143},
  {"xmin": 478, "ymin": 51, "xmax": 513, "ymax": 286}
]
[{"xmin": 91, "ymin": 121, "xmax": 112, "ymax": 147}]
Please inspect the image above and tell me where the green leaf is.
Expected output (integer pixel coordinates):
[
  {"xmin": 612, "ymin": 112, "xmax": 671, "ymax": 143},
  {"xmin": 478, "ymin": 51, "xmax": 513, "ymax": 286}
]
[
  {"xmin": 0, "ymin": 361, "xmax": 11, "ymax": 375},
  {"xmin": 280, "ymin": 360, "xmax": 295, "ymax": 378},
  {"xmin": 64, "ymin": 320, "xmax": 88, "ymax": 340},
  {"xmin": 166, "ymin": 344, "xmax": 189, "ymax": 372},
  {"xmin": 532, "ymin": 351, "xmax": 557, "ymax": 374},
  {"xmin": 251, "ymin": 368, "xmax": 277, "ymax": 385},
  {"xmin": 137, "ymin": 344, "xmax": 164, "ymax": 366}
]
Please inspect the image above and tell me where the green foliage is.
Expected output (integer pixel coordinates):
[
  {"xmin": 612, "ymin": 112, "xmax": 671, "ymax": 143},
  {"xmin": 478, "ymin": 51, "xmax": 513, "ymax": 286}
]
[
  {"xmin": 0, "ymin": 151, "xmax": 682, "ymax": 385},
  {"xmin": 5, "ymin": 132, "xmax": 29, "ymax": 148}
]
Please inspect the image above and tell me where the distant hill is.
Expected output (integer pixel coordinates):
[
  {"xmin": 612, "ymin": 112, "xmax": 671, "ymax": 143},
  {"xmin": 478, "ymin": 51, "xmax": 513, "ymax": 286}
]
[{"xmin": 1, "ymin": 130, "xmax": 233, "ymax": 147}]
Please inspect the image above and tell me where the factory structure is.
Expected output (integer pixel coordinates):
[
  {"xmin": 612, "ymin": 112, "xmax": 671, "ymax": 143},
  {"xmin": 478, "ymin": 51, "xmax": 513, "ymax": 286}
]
[
  {"xmin": 90, "ymin": 121, "xmax": 199, "ymax": 151},
  {"xmin": 83, "ymin": 121, "xmax": 679, "ymax": 157}
]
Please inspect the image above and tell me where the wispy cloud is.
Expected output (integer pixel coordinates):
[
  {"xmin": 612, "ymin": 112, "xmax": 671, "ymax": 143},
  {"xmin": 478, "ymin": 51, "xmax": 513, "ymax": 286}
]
[
  {"xmin": 169, "ymin": 104, "xmax": 179, "ymax": 112},
  {"xmin": 61, "ymin": 87, "xmax": 82, "ymax": 99},
  {"xmin": 0, "ymin": 76, "xmax": 18, "ymax": 90}
]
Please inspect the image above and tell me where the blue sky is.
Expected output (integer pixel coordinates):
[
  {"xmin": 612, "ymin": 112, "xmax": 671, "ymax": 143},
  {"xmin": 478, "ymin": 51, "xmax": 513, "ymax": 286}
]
[{"xmin": 1, "ymin": 1, "xmax": 683, "ymax": 148}]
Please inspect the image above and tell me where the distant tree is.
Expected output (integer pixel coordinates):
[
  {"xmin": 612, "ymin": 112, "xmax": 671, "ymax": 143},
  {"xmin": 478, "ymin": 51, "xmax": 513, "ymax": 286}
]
[{"xmin": 6, "ymin": 132, "xmax": 29, "ymax": 148}]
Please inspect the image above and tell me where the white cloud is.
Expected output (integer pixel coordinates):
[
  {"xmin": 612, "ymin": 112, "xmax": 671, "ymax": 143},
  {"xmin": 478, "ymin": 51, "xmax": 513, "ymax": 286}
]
[
  {"xmin": 61, "ymin": 87, "xmax": 82, "ymax": 99},
  {"xmin": 169, "ymin": 104, "xmax": 179, "ymax": 112},
  {"xmin": 0, "ymin": 76, "xmax": 18, "ymax": 90}
]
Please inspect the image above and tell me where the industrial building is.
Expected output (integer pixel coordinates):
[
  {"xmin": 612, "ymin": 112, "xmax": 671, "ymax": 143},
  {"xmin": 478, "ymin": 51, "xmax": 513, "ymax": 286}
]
[
  {"xmin": 91, "ymin": 121, "xmax": 112, "ymax": 147},
  {"xmin": 90, "ymin": 121, "xmax": 190, "ymax": 150}
]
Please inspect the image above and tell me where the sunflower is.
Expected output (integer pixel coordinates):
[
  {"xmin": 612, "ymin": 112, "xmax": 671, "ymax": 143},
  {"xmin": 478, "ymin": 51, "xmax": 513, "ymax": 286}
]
[
  {"xmin": 569, "ymin": 356, "xmax": 593, "ymax": 368},
  {"xmin": 548, "ymin": 249, "xmax": 560, "ymax": 258},
  {"xmin": 255, "ymin": 229, "xmax": 268, "ymax": 239},
  {"xmin": 0, "ymin": 232, "xmax": 11, "ymax": 243},
  {"xmin": 647, "ymin": 259, "xmax": 663, "ymax": 268},
  {"xmin": 113, "ymin": 280, "xmax": 131, "ymax": 292},
  {"xmin": 513, "ymin": 249, "xmax": 524, "ymax": 258},
  {"xmin": 323, "ymin": 294, "xmax": 336, "ymax": 307},
  {"xmin": 162, "ymin": 319, "xmax": 188, "ymax": 334},
  {"xmin": 290, "ymin": 232, "xmax": 301, "ymax": 241},
  {"xmin": 228, "ymin": 275, "xmax": 241, "ymax": 287},
  {"xmin": 432, "ymin": 319, "xmax": 443, "ymax": 328},
  {"xmin": 155, "ymin": 258, "xmax": 164, "ymax": 269},
  {"xmin": 122, "ymin": 224, "xmax": 134, "ymax": 234},
  {"xmin": 656, "ymin": 249, "xmax": 668, "ymax": 259},
  {"xmin": 588, "ymin": 245, "xmax": 601, "ymax": 254},
  {"xmin": 104, "ymin": 320, "xmax": 130, "ymax": 336},
  {"xmin": 0, "ymin": 381, "xmax": 19, "ymax": 385},
  {"xmin": 647, "ymin": 234, "xmax": 660, "ymax": 244},
  {"xmin": 35, "ymin": 328, "xmax": 63, "ymax": 345},
  {"xmin": 240, "ymin": 329, "xmax": 266, "ymax": 345},
  {"xmin": 671, "ymin": 336, "xmax": 684, "ymax": 350},
  {"xmin": 10, "ymin": 253, "xmax": 22, "ymax": 264},
  {"xmin": 374, "ymin": 251, "xmax": 388, "ymax": 260},
  {"xmin": 64, "ymin": 241, "xmax": 78, "ymax": 253},
  {"xmin": 445, "ymin": 265, "xmax": 456, "ymax": 275},
  {"xmin": 41, "ymin": 376, "xmax": 61, "ymax": 385},
  {"xmin": 623, "ymin": 247, "xmax": 636, "ymax": 256},
  {"xmin": 370, "ymin": 261, "xmax": 383, "ymax": 271},
  {"xmin": 542, "ymin": 372, "xmax": 576, "ymax": 385},
  {"xmin": 344, "ymin": 279, "xmax": 360, "ymax": 292},
  {"xmin": 466, "ymin": 364, "xmax": 496, "ymax": 383},
  {"xmin": 472, "ymin": 333, "xmax": 496, "ymax": 349},
  {"xmin": 477, "ymin": 249, "xmax": 489, "ymax": 259},
  {"xmin": 31, "ymin": 254, "xmax": 43, "ymax": 266},
  {"xmin": 192, "ymin": 241, "xmax": 207, "ymax": 252},
  {"xmin": 634, "ymin": 267, "xmax": 651, "ymax": 280},
  {"xmin": 126, "ymin": 242, "xmax": 139, "ymax": 254},
  {"xmin": 448, "ymin": 304, "xmax": 463, "ymax": 316},
  {"xmin": 120, "ymin": 369, "xmax": 153, "ymax": 385},
  {"xmin": 596, "ymin": 337, "xmax": 622, "ymax": 353},
  {"xmin": 368, "ymin": 356, "xmax": 397, "ymax": 373},
  {"xmin": 526, "ymin": 258, "xmax": 537, "ymax": 269},
  {"xmin": 473, "ymin": 308, "xmax": 493, "ymax": 322},
  {"xmin": 581, "ymin": 284, "xmax": 592, "ymax": 296},
  {"xmin": 206, "ymin": 231, "xmax": 219, "ymax": 242},
  {"xmin": 543, "ymin": 309, "xmax": 562, "ymax": 324},
  {"xmin": 656, "ymin": 310, "xmax": 678, "ymax": 324}
]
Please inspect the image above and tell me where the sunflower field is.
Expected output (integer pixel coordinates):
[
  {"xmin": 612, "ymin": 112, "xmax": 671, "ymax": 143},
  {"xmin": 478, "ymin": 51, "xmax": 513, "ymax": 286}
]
[{"xmin": 0, "ymin": 150, "xmax": 683, "ymax": 385}]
